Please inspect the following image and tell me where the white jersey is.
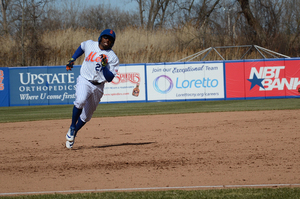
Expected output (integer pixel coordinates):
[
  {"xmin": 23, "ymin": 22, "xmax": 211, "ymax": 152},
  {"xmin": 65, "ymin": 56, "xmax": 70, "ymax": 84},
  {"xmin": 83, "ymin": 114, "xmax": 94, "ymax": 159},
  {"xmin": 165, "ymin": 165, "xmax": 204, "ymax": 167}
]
[{"xmin": 79, "ymin": 40, "xmax": 119, "ymax": 83}]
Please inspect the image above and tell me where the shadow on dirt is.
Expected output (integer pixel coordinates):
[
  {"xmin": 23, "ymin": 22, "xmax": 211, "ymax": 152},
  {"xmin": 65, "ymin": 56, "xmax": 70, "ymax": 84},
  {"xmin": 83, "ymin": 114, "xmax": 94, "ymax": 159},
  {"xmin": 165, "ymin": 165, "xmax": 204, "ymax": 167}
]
[{"xmin": 76, "ymin": 142, "xmax": 156, "ymax": 150}]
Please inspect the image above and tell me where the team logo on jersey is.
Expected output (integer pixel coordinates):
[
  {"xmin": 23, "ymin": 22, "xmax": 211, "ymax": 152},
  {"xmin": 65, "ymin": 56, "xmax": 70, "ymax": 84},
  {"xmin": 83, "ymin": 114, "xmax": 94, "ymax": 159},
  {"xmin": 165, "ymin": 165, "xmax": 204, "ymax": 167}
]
[
  {"xmin": 85, "ymin": 52, "xmax": 107, "ymax": 62},
  {"xmin": 247, "ymin": 66, "xmax": 300, "ymax": 91}
]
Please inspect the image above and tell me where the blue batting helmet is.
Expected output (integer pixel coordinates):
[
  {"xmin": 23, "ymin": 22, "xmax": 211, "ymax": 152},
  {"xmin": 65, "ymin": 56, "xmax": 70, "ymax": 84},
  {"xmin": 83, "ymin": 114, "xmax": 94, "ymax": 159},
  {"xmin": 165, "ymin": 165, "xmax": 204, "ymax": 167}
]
[{"xmin": 98, "ymin": 29, "xmax": 116, "ymax": 48}]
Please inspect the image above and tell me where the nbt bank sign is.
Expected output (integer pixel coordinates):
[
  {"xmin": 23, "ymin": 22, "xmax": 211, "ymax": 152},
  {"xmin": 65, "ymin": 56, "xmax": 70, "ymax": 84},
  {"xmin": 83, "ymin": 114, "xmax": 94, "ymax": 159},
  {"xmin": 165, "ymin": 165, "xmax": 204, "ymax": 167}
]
[{"xmin": 248, "ymin": 66, "xmax": 300, "ymax": 91}]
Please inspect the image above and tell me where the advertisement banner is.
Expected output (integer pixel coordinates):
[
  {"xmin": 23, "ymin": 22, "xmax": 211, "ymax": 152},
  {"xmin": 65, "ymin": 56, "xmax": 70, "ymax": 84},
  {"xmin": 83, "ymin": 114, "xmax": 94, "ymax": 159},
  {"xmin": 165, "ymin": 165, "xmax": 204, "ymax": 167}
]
[
  {"xmin": 3, "ymin": 58, "xmax": 300, "ymax": 107},
  {"xmin": 224, "ymin": 61, "xmax": 246, "ymax": 99},
  {"xmin": 9, "ymin": 66, "xmax": 79, "ymax": 106},
  {"xmin": 226, "ymin": 59, "xmax": 300, "ymax": 99},
  {"xmin": 285, "ymin": 59, "xmax": 300, "ymax": 96},
  {"xmin": 0, "ymin": 67, "xmax": 9, "ymax": 107},
  {"xmin": 101, "ymin": 64, "xmax": 146, "ymax": 103},
  {"xmin": 146, "ymin": 62, "xmax": 225, "ymax": 101}
]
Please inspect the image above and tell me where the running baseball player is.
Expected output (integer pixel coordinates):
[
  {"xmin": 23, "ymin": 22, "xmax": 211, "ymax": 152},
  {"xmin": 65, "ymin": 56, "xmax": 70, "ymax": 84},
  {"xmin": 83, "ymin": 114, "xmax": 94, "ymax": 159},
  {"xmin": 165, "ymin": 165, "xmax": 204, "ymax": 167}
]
[{"xmin": 65, "ymin": 29, "xmax": 119, "ymax": 149}]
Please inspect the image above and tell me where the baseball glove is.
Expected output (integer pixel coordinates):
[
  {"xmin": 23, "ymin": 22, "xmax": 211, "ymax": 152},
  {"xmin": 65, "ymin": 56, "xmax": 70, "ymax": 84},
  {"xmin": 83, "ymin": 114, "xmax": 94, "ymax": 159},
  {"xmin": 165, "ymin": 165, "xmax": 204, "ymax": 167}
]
[
  {"xmin": 66, "ymin": 58, "xmax": 75, "ymax": 71},
  {"xmin": 100, "ymin": 54, "xmax": 108, "ymax": 67},
  {"xmin": 298, "ymin": 87, "xmax": 300, "ymax": 93}
]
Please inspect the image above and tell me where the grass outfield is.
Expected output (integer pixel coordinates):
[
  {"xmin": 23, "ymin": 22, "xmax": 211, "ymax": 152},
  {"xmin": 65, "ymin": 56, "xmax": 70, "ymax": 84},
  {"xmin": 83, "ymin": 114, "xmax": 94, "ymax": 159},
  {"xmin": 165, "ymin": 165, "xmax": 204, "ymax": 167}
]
[
  {"xmin": 1, "ymin": 98, "xmax": 300, "ymax": 123},
  {"xmin": 1, "ymin": 187, "xmax": 300, "ymax": 199},
  {"xmin": 1, "ymin": 98, "xmax": 300, "ymax": 198}
]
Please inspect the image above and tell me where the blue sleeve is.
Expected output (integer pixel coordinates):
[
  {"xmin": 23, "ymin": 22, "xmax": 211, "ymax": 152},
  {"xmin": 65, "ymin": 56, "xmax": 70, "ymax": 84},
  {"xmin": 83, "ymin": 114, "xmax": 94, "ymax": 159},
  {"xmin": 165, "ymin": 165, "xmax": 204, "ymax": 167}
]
[
  {"xmin": 72, "ymin": 45, "xmax": 84, "ymax": 60},
  {"xmin": 102, "ymin": 66, "xmax": 115, "ymax": 82}
]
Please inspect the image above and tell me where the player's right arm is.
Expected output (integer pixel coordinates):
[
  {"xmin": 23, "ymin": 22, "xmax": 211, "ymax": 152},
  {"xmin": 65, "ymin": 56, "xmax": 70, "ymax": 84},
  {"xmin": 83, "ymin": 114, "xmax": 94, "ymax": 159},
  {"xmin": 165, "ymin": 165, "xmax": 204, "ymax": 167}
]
[
  {"xmin": 66, "ymin": 45, "xmax": 84, "ymax": 71},
  {"xmin": 72, "ymin": 46, "xmax": 84, "ymax": 60}
]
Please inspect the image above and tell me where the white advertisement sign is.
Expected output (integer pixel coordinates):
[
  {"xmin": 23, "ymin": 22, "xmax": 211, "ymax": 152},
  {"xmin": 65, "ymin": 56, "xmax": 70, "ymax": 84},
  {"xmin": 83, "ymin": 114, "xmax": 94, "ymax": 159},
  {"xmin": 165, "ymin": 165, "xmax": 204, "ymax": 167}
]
[
  {"xmin": 101, "ymin": 65, "xmax": 146, "ymax": 103},
  {"xmin": 147, "ymin": 62, "xmax": 224, "ymax": 101}
]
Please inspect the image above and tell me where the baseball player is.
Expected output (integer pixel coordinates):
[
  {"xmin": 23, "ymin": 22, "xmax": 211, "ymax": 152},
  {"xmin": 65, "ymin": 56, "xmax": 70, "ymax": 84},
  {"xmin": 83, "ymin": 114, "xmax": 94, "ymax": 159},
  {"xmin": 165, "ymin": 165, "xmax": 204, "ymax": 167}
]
[{"xmin": 65, "ymin": 29, "xmax": 119, "ymax": 149}]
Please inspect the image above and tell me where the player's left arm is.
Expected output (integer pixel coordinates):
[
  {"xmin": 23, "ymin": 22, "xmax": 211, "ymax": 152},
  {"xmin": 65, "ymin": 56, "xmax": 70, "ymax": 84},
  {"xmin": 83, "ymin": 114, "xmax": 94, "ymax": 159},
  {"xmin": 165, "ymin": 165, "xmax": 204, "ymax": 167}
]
[
  {"xmin": 102, "ymin": 66, "xmax": 115, "ymax": 82},
  {"xmin": 102, "ymin": 55, "xmax": 119, "ymax": 82}
]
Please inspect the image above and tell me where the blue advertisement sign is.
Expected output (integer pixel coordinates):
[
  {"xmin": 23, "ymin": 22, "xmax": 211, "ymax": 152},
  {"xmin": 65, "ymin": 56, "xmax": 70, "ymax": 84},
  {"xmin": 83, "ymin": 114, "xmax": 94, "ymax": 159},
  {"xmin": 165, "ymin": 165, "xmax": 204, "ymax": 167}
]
[
  {"xmin": 9, "ymin": 66, "xmax": 80, "ymax": 106},
  {"xmin": 0, "ymin": 67, "xmax": 9, "ymax": 107}
]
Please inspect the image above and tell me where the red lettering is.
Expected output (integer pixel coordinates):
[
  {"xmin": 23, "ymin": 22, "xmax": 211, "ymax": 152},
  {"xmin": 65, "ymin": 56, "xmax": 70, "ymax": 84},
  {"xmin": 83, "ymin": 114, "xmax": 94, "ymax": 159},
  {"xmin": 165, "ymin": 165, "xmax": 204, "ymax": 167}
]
[
  {"xmin": 85, "ymin": 52, "xmax": 97, "ymax": 62},
  {"xmin": 112, "ymin": 73, "xmax": 121, "ymax": 84},
  {"xmin": 0, "ymin": 70, "xmax": 3, "ymax": 90},
  {"xmin": 120, "ymin": 74, "xmax": 127, "ymax": 83},
  {"xmin": 95, "ymin": 57, "xmax": 101, "ymax": 62},
  {"xmin": 85, "ymin": 52, "xmax": 107, "ymax": 63},
  {"xmin": 111, "ymin": 73, "xmax": 140, "ymax": 84}
]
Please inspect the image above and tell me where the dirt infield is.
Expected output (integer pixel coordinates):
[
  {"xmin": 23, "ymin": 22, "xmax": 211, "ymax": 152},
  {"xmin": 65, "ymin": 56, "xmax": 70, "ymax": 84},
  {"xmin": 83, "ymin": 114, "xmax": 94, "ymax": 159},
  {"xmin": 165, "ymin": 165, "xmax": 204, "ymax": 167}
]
[{"xmin": 1, "ymin": 110, "xmax": 300, "ymax": 195}]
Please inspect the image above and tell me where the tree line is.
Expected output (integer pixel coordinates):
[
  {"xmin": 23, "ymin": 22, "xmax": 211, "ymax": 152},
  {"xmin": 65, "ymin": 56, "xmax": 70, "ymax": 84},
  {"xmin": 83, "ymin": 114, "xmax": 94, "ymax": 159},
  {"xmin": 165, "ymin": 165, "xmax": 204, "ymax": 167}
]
[{"xmin": 0, "ymin": 0, "xmax": 299, "ymax": 67}]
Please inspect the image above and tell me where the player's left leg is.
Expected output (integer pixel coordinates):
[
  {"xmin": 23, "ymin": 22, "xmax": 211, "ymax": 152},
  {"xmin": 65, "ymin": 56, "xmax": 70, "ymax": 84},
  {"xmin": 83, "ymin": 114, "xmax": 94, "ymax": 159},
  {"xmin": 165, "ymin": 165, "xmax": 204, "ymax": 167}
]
[
  {"xmin": 76, "ymin": 84, "xmax": 104, "ymax": 136},
  {"xmin": 79, "ymin": 94, "xmax": 103, "ymax": 123}
]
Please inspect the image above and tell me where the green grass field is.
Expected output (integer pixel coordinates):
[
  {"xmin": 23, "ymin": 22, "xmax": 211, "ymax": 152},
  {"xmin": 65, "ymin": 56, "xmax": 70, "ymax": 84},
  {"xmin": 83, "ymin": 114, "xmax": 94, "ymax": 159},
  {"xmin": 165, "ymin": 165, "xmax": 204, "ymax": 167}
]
[
  {"xmin": 1, "ymin": 98, "xmax": 300, "ymax": 123},
  {"xmin": 1, "ymin": 188, "xmax": 300, "ymax": 199},
  {"xmin": 1, "ymin": 98, "xmax": 300, "ymax": 198}
]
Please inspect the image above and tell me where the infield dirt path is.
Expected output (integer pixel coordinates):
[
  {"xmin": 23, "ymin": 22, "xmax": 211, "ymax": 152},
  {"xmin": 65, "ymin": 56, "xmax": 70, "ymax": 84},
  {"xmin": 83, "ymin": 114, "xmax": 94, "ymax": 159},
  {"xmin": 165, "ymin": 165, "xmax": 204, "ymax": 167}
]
[{"xmin": 1, "ymin": 110, "xmax": 300, "ymax": 195}]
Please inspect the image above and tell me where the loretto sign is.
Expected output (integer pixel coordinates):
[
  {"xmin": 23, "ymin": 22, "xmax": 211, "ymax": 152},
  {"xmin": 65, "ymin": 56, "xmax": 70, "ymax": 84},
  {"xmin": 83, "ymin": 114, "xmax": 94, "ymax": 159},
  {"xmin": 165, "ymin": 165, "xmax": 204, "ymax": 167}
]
[{"xmin": 0, "ymin": 58, "xmax": 300, "ymax": 107}]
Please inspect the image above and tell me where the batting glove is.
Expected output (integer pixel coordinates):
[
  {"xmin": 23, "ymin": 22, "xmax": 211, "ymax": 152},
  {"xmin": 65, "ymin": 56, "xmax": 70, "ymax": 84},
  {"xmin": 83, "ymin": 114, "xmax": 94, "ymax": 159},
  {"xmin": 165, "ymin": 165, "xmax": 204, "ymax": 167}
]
[
  {"xmin": 100, "ymin": 54, "xmax": 108, "ymax": 67},
  {"xmin": 66, "ymin": 58, "xmax": 75, "ymax": 71}
]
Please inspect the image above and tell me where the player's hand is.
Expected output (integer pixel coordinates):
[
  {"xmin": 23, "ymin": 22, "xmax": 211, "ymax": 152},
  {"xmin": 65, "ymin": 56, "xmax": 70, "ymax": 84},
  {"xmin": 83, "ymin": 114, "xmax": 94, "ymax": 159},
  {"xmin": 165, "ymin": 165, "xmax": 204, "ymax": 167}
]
[
  {"xmin": 100, "ymin": 54, "xmax": 107, "ymax": 67},
  {"xmin": 66, "ymin": 58, "xmax": 75, "ymax": 71}
]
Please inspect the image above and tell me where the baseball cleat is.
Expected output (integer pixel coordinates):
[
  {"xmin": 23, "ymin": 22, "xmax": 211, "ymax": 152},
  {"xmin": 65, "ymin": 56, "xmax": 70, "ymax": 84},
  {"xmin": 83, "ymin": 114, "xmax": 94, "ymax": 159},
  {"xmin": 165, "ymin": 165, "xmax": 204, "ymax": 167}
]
[
  {"xmin": 66, "ymin": 127, "xmax": 76, "ymax": 142},
  {"xmin": 66, "ymin": 141, "xmax": 74, "ymax": 149}
]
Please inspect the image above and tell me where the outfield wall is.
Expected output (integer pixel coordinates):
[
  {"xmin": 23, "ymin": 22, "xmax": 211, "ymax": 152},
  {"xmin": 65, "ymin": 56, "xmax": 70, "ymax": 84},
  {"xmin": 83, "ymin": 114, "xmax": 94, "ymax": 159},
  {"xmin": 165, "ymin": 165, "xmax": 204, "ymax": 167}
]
[{"xmin": 1, "ymin": 58, "xmax": 300, "ymax": 107}]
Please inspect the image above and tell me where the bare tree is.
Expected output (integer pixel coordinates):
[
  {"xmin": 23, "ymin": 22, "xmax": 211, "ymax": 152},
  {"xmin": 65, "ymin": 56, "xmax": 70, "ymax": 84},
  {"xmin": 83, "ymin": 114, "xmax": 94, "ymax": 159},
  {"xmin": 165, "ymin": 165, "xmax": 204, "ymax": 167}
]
[
  {"xmin": 58, "ymin": 0, "xmax": 83, "ymax": 29},
  {"xmin": 195, "ymin": 0, "xmax": 220, "ymax": 28},
  {"xmin": 0, "ymin": 0, "xmax": 11, "ymax": 35},
  {"xmin": 156, "ymin": 0, "xmax": 170, "ymax": 28},
  {"xmin": 79, "ymin": 4, "xmax": 139, "ymax": 31},
  {"xmin": 9, "ymin": 0, "xmax": 55, "ymax": 66},
  {"xmin": 237, "ymin": 0, "xmax": 264, "ymax": 40},
  {"xmin": 136, "ymin": 0, "xmax": 144, "ymax": 27},
  {"xmin": 134, "ymin": 0, "xmax": 173, "ymax": 30},
  {"xmin": 170, "ymin": 0, "xmax": 221, "ymax": 29}
]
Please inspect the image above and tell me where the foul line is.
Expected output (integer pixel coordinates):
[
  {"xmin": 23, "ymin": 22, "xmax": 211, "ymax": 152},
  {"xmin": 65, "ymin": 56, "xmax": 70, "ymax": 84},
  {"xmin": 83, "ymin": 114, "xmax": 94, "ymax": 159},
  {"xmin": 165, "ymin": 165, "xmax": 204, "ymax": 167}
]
[{"xmin": 1, "ymin": 184, "xmax": 300, "ymax": 196}]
